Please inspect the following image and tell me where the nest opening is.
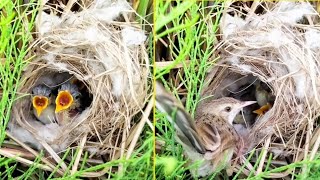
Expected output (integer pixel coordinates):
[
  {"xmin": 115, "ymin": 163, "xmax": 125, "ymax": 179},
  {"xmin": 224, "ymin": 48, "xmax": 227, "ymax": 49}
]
[
  {"xmin": 203, "ymin": 69, "xmax": 275, "ymax": 130},
  {"xmin": 29, "ymin": 71, "xmax": 93, "ymax": 126}
]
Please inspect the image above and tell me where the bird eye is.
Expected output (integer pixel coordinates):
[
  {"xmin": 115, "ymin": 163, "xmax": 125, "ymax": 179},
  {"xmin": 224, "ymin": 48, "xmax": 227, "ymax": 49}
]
[{"xmin": 225, "ymin": 106, "xmax": 231, "ymax": 112}]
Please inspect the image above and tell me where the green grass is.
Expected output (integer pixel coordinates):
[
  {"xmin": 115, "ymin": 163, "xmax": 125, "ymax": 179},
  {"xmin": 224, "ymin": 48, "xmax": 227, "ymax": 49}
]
[
  {"xmin": 134, "ymin": 0, "xmax": 153, "ymax": 29},
  {"xmin": 0, "ymin": 0, "xmax": 38, "ymax": 178},
  {"xmin": 0, "ymin": 0, "xmax": 37, "ymax": 146},
  {"xmin": 59, "ymin": 134, "xmax": 154, "ymax": 179},
  {"xmin": 0, "ymin": 132, "xmax": 154, "ymax": 179}
]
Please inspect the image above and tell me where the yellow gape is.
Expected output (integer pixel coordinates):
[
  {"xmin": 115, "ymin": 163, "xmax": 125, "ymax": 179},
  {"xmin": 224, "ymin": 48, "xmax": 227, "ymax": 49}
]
[
  {"xmin": 32, "ymin": 96, "xmax": 49, "ymax": 116},
  {"xmin": 55, "ymin": 90, "xmax": 74, "ymax": 113}
]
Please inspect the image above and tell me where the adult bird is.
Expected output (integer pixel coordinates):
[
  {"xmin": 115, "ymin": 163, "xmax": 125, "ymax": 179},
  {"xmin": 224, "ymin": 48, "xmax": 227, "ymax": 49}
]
[
  {"xmin": 32, "ymin": 84, "xmax": 56, "ymax": 124},
  {"xmin": 55, "ymin": 82, "xmax": 81, "ymax": 125},
  {"xmin": 155, "ymin": 82, "xmax": 256, "ymax": 177}
]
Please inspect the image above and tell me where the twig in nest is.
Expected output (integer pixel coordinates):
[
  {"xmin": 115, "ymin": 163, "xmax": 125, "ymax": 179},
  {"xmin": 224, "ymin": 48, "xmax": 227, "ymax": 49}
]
[
  {"xmin": 126, "ymin": 97, "xmax": 153, "ymax": 159},
  {"xmin": 0, "ymin": 148, "xmax": 52, "ymax": 171},
  {"xmin": 71, "ymin": 133, "xmax": 87, "ymax": 175},
  {"xmin": 256, "ymin": 135, "xmax": 271, "ymax": 174},
  {"xmin": 155, "ymin": 61, "xmax": 191, "ymax": 69},
  {"xmin": 6, "ymin": 131, "xmax": 64, "ymax": 175},
  {"xmin": 0, "ymin": 148, "xmax": 35, "ymax": 159},
  {"xmin": 64, "ymin": 0, "xmax": 77, "ymax": 13}
]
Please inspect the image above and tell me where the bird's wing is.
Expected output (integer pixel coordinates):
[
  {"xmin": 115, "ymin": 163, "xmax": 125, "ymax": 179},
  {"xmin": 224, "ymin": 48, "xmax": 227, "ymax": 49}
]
[
  {"xmin": 196, "ymin": 116, "xmax": 239, "ymax": 159},
  {"xmin": 155, "ymin": 82, "xmax": 206, "ymax": 154},
  {"xmin": 196, "ymin": 118, "xmax": 221, "ymax": 152}
]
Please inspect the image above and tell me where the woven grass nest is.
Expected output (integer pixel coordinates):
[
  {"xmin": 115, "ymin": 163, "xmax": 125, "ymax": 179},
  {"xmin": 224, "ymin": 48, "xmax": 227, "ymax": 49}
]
[
  {"xmin": 7, "ymin": 0, "xmax": 150, "ymax": 171},
  {"xmin": 199, "ymin": 2, "xmax": 320, "ymax": 177}
]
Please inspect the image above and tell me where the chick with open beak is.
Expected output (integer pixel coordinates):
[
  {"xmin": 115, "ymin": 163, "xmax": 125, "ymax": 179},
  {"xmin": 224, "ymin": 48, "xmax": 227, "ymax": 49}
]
[
  {"xmin": 55, "ymin": 82, "xmax": 81, "ymax": 125},
  {"xmin": 32, "ymin": 84, "xmax": 56, "ymax": 124}
]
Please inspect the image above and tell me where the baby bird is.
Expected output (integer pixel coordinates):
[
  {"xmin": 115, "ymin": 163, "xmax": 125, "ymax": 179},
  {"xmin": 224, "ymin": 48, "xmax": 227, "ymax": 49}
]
[
  {"xmin": 254, "ymin": 81, "xmax": 275, "ymax": 115},
  {"xmin": 155, "ymin": 82, "xmax": 256, "ymax": 177},
  {"xmin": 32, "ymin": 84, "xmax": 56, "ymax": 124},
  {"xmin": 255, "ymin": 81, "xmax": 275, "ymax": 107},
  {"xmin": 55, "ymin": 82, "xmax": 81, "ymax": 125}
]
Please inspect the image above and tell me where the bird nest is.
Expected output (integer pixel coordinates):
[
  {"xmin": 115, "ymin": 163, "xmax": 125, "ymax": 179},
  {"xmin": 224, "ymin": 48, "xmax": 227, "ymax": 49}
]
[
  {"xmin": 202, "ymin": 2, "xmax": 320, "ymax": 177},
  {"xmin": 7, "ymin": 0, "xmax": 150, "ymax": 173}
]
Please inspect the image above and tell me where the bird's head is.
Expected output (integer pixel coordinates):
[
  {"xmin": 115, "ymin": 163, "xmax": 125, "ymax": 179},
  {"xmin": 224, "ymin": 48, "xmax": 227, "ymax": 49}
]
[
  {"xmin": 199, "ymin": 97, "xmax": 256, "ymax": 125},
  {"xmin": 71, "ymin": 78, "xmax": 85, "ymax": 90},
  {"xmin": 55, "ymin": 82, "xmax": 80, "ymax": 113},
  {"xmin": 32, "ymin": 84, "xmax": 51, "ymax": 116}
]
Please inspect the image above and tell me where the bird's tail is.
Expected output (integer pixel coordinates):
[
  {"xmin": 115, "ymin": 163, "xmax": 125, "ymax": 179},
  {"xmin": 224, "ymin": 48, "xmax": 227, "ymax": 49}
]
[{"xmin": 155, "ymin": 81, "xmax": 206, "ymax": 154}]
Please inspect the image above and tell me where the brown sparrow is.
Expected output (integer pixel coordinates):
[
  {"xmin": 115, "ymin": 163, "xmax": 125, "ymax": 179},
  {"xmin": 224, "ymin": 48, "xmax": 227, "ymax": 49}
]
[{"xmin": 155, "ymin": 82, "xmax": 256, "ymax": 177}]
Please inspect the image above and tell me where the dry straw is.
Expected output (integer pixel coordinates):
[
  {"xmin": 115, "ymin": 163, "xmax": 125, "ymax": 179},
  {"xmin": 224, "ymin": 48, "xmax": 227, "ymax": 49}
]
[
  {"xmin": 6, "ymin": 0, "xmax": 150, "ymax": 175},
  {"xmin": 203, "ymin": 2, "xmax": 320, "ymax": 177}
]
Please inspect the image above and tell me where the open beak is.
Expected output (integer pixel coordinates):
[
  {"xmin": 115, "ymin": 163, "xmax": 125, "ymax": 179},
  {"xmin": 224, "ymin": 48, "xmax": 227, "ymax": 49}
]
[
  {"xmin": 32, "ymin": 96, "xmax": 49, "ymax": 116},
  {"xmin": 240, "ymin": 101, "xmax": 257, "ymax": 108},
  {"xmin": 253, "ymin": 103, "xmax": 272, "ymax": 115},
  {"xmin": 55, "ymin": 90, "xmax": 73, "ymax": 113}
]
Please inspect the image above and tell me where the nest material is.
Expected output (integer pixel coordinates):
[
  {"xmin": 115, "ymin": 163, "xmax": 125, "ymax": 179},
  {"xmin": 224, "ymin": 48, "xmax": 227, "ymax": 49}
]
[
  {"xmin": 9, "ymin": 0, "xmax": 149, "ymax": 160},
  {"xmin": 202, "ymin": 2, "xmax": 320, "ymax": 177}
]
